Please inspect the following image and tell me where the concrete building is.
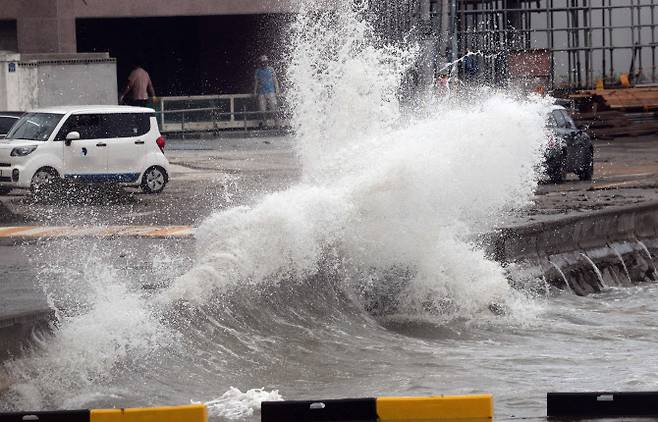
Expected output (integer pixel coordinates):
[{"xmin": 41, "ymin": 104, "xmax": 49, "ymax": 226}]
[{"xmin": 0, "ymin": 0, "xmax": 298, "ymax": 99}]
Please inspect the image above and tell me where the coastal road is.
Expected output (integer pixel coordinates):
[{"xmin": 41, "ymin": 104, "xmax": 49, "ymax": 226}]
[{"xmin": 2, "ymin": 132, "xmax": 658, "ymax": 333}]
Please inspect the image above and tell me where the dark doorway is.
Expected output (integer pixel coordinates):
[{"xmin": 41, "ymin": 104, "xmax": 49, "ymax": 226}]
[
  {"xmin": 76, "ymin": 14, "xmax": 292, "ymax": 97},
  {"xmin": 0, "ymin": 20, "xmax": 18, "ymax": 52}
]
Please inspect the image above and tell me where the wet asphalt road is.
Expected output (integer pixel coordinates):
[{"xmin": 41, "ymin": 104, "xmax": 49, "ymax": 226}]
[
  {"xmin": 1, "ymin": 133, "xmax": 658, "ymax": 228},
  {"xmin": 2, "ymin": 132, "xmax": 658, "ymax": 322},
  {"xmin": 0, "ymin": 134, "xmax": 299, "ymax": 227}
]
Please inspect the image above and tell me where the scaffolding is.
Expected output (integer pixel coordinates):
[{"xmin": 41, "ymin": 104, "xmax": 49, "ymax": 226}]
[{"xmin": 453, "ymin": 0, "xmax": 658, "ymax": 90}]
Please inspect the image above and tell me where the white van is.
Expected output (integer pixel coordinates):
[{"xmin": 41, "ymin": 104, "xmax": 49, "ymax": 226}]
[{"xmin": 0, "ymin": 105, "xmax": 170, "ymax": 195}]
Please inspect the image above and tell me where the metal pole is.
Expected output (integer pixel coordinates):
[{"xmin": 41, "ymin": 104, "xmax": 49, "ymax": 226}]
[
  {"xmin": 547, "ymin": 0, "xmax": 554, "ymax": 89},
  {"xmin": 587, "ymin": 0, "xmax": 594, "ymax": 88},
  {"xmin": 601, "ymin": 0, "xmax": 605, "ymax": 84},
  {"xmin": 450, "ymin": 0, "xmax": 458, "ymax": 63},
  {"xmin": 636, "ymin": 0, "xmax": 643, "ymax": 79},
  {"xmin": 583, "ymin": 0, "xmax": 590, "ymax": 88},
  {"xmin": 651, "ymin": 0, "xmax": 656, "ymax": 83},
  {"xmin": 630, "ymin": 0, "xmax": 636, "ymax": 80},
  {"xmin": 502, "ymin": 0, "xmax": 508, "ymax": 48},
  {"xmin": 160, "ymin": 98, "xmax": 165, "ymax": 129},
  {"xmin": 525, "ymin": 1, "xmax": 531, "ymax": 50},
  {"xmin": 567, "ymin": 0, "xmax": 573, "ymax": 86},
  {"xmin": 573, "ymin": 0, "xmax": 582, "ymax": 88},
  {"xmin": 607, "ymin": 0, "xmax": 613, "ymax": 81}
]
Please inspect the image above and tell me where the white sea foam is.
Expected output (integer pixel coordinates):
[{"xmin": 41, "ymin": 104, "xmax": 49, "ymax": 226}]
[
  {"xmin": 2, "ymin": 247, "xmax": 173, "ymax": 408},
  {"xmin": 204, "ymin": 387, "xmax": 283, "ymax": 419}
]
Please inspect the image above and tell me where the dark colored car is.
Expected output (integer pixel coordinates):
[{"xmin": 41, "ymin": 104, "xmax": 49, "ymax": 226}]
[
  {"xmin": 544, "ymin": 105, "xmax": 593, "ymax": 183},
  {"xmin": 0, "ymin": 112, "xmax": 24, "ymax": 138}
]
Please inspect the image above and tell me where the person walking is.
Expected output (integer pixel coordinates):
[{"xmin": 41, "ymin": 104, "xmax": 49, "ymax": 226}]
[
  {"xmin": 254, "ymin": 55, "xmax": 280, "ymax": 128},
  {"xmin": 120, "ymin": 60, "xmax": 157, "ymax": 108}
]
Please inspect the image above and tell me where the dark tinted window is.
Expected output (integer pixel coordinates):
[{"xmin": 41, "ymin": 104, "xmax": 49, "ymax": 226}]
[
  {"xmin": 57, "ymin": 114, "xmax": 104, "ymax": 140},
  {"xmin": 57, "ymin": 113, "xmax": 151, "ymax": 140},
  {"xmin": 101, "ymin": 113, "xmax": 151, "ymax": 138},
  {"xmin": 551, "ymin": 110, "xmax": 567, "ymax": 128},
  {"xmin": 0, "ymin": 116, "xmax": 19, "ymax": 134},
  {"xmin": 560, "ymin": 110, "xmax": 577, "ymax": 129}
]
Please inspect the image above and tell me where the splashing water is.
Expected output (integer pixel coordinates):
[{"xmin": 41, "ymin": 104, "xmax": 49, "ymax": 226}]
[
  {"xmin": 580, "ymin": 252, "xmax": 607, "ymax": 289},
  {"xmin": 610, "ymin": 245, "xmax": 632, "ymax": 285},
  {"xmin": 204, "ymin": 387, "xmax": 283, "ymax": 420},
  {"xmin": 549, "ymin": 261, "xmax": 573, "ymax": 294},
  {"xmin": 637, "ymin": 239, "xmax": 657, "ymax": 275},
  {"xmin": 2, "ymin": 0, "xmax": 554, "ymax": 412},
  {"xmin": 164, "ymin": 0, "xmax": 551, "ymax": 322},
  {"xmin": 2, "ymin": 243, "xmax": 175, "ymax": 410}
]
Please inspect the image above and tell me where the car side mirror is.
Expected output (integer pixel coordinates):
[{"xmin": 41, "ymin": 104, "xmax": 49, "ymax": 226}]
[{"xmin": 65, "ymin": 131, "xmax": 80, "ymax": 146}]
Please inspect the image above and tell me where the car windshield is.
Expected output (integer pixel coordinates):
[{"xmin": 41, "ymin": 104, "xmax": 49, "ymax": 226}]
[{"xmin": 6, "ymin": 112, "xmax": 64, "ymax": 141}]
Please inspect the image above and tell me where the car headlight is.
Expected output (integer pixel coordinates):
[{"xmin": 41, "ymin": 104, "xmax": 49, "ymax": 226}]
[{"xmin": 10, "ymin": 145, "xmax": 38, "ymax": 157}]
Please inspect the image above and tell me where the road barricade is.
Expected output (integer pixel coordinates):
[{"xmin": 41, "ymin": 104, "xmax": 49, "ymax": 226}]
[
  {"xmin": 0, "ymin": 404, "xmax": 207, "ymax": 422},
  {"xmin": 261, "ymin": 395, "xmax": 493, "ymax": 422}
]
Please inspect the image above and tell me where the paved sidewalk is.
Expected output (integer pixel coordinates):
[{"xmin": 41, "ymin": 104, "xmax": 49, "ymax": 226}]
[{"xmin": 0, "ymin": 225, "xmax": 193, "ymax": 239}]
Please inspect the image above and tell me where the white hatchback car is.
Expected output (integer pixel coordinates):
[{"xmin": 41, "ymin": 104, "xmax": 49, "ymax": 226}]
[{"xmin": 0, "ymin": 105, "xmax": 170, "ymax": 195}]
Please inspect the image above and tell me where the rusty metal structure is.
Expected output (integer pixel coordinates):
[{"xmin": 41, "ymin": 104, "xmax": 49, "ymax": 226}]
[{"xmin": 453, "ymin": 0, "xmax": 658, "ymax": 90}]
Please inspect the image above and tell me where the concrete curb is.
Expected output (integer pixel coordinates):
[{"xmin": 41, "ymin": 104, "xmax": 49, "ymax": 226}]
[
  {"xmin": 484, "ymin": 201, "xmax": 658, "ymax": 294},
  {"xmin": 486, "ymin": 201, "xmax": 658, "ymax": 262},
  {"xmin": 0, "ymin": 309, "xmax": 53, "ymax": 361},
  {"xmin": 0, "ymin": 309, "xmax": 54, "ymax": 392},
  {"xmin": 0, "ymin": 225, "xmax": 193, "ymax": 240}
]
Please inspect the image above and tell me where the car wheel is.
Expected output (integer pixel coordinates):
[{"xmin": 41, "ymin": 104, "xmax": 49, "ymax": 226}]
[
  {"xmin": 30, "ymin": 167, "xmax": 60, "ymax": 198},
  {"xmin": 0, "ymin": 187, "xmax": 11, "ymax": 195},
  {"xmin": 141, "ymin": 166, "xmax": 167, "ymax": 194},
  {"xmin": 545, "ymin": 156, "xmax": 565, "ymax": 183},
  {"xmin": 577, "ymin": 161, "xmax": 593, "ymax": 181},
  {"xmin": 548, "ymin": 166, "xmax": 564, "ymax": 183},
  {"xmin": 577, "ymin": 149, "xmax": 594, "ymax": 181}
]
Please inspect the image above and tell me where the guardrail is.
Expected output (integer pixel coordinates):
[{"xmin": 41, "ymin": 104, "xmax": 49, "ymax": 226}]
[{"xmin": 154, "ymin": 93, "xmax": 289, "ymax": 133}]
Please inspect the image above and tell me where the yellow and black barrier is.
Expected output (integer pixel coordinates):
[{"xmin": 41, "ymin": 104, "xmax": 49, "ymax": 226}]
[
  {"xmin": 548, "ymin": 391, "xmax": 658, "ymax": 418},
  {"xmin": 261, "ymin": 394, "xmax": 493, "ymax": 422},
  {"xmin": 0, "ymin": 404, "xmax": 207, "ymax": 422}
]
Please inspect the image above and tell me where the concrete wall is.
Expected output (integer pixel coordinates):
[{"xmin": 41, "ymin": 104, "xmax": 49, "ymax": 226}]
[
  {"xmin": 0, "ymin": 53, "xmax": 26, "ymax": 110},
  {"xmin": 0, "ymin": 53, "xmax": 117, "ymax": 110},
  {"xmin": 36, "ymin": 60, "xmax": 117, "ymax": 107},
  {"xmin": 0, "ymin": 0, "xmax": 300, "ymax": 54},
  {"xmin": 484, "ymin": 202, "xmax": 658, "ymax": 296}
]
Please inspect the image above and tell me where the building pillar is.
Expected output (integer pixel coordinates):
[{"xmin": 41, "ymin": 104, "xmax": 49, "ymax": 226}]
[{"xmin": 16, "ymin": 0, "xmax": 76, "ymax": 54}]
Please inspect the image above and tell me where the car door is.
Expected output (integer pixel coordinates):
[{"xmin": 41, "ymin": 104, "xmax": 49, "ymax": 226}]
[
  {"xmin": 104, "ymin": 113, "xmax": 147, "ymax": 183},
  {"xmin": 58, "ymin": 113, "xmax": 109, "ymax": 181},
  {"xmin": 556, "ymin": 109, "xmax": 581, "ymax": 172},
  {"xmin": 560, "ymin": 109, "xmax": 592, "ymax": 172}
]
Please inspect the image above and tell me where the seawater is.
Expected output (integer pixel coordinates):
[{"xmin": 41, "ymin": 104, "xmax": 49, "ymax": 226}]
[{"xmin": 3, "ymin": 1, "xmax": 658, "ymax": 421}]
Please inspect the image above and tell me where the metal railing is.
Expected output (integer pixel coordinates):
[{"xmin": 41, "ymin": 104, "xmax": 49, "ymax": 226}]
[{"xmin": 154, "ymin": 93, "xmax": 288, "ymax": 133}]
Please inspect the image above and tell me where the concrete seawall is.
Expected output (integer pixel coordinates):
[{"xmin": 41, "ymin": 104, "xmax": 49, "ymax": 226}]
[
  {"xmin": 1, "ymin": 202, "xmax": 657, "ymax": 390},
  {"xmin": 0, "ymin": 310, "xmax": 53, "ymax": 359},
  {"xmin": 484, "ymin": 202, "xmax": 658, "ymax": 295},
  {"xmin": 0, "ymin": 309, "xmax": 52, "ymax": 393}
]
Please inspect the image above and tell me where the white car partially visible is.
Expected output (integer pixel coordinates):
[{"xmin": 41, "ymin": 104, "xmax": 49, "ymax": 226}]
[{"xmin": 0, "ymin": 105, "xmax": 170, "ymax": 196}]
